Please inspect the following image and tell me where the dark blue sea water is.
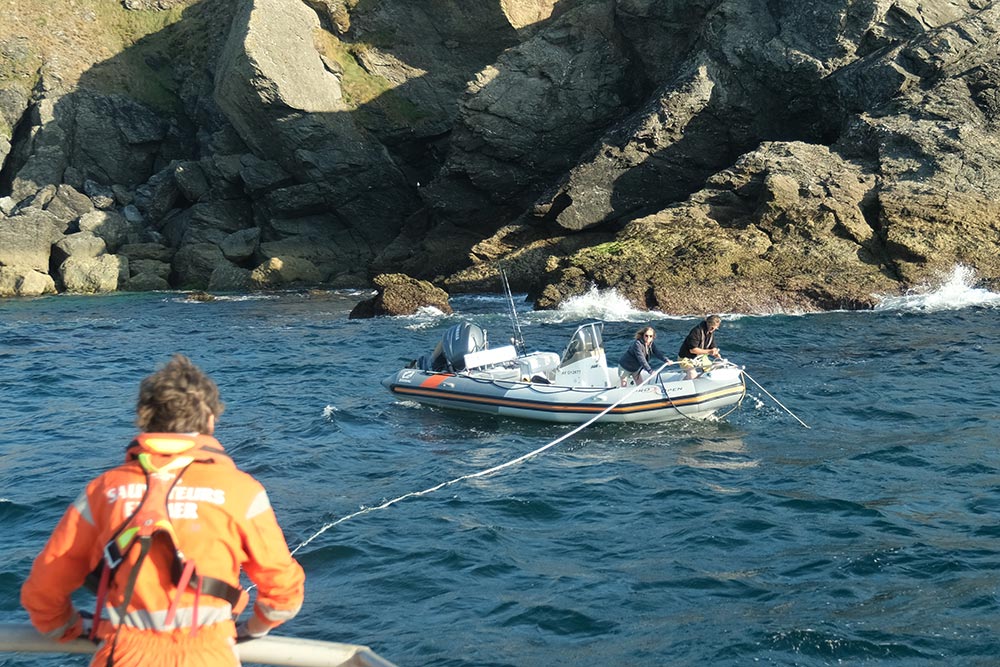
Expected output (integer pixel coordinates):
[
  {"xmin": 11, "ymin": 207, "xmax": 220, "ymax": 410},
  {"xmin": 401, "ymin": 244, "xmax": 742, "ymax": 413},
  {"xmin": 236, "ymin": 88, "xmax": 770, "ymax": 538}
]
[{"xmin": 2, "ymin": 267, "xmax": 999, "ymax": 667}]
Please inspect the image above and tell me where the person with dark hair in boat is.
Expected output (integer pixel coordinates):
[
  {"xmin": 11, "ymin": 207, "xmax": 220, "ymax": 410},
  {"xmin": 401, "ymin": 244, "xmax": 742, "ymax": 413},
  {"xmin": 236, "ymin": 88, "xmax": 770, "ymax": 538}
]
[
  {"xmin": 21, "ymin": 354, "xmax": 305, "ymax": 667},
  {"xmin": 617, "ymin": 326, "xmax": 671, "ymax": 386},
  {"xmin": 678, "ymin": 315, "xmax": 722, "ymax": 379}
]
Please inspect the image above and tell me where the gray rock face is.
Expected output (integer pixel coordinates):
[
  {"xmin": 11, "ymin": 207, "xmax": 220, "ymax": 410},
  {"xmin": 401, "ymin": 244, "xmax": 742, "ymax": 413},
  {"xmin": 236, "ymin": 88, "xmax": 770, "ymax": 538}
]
[
  {"xmin": 128, "ymin": 258, "xmax": 172, "ymax": 280},
  {"xmin": 78, "ymin": 210, "xmax": 130, "ymax": 253},
  {"xmin": 175, "ymin": 201, "xmax": 250, "ymax": 247},
  {"xmin": 534, "ymin": 65, "xmax": 719, "ymax": 232},
  {"xmin": 119, "ymin": 243, "xmax": 174, "ymax": 262},
  {"xmin": 45, "ymin": 185, "xmax": 95, "ymax": 224},
  {"xmin": 0, "ymin": 197, "xmax": 16, "ymax": 216},
  {"xmin": 9, "ymin": 98, "xmax": 71, "ymax": 205},
  {"xmin": 2, "ymin": 0, "xmax": 1000, "ymax": 308},
  {"xmin": 208, "ymin": 262, "xmax": 253, "ymax": 291},
  {"xmin": 220, "ymin": 227, "xmax": 260, "ymax": 262},
  {"xmin": 83, "ymin": 180, "xmax": 116, "ymax": 210},
  {"xmin": 52, "ymin": 232, "xmax": 108, "ymax": 265},
  {"xmin": 492, "ymin": 0, "xmax": 1000, "ymax": 308},
  {"xmin": 0, "ymin": 267, "xmax": 57, "ymax": 297},
  {"xmin": 537, "ymin": 141, "xmax": 898, "ymax": 312},
  {"xmin": 0, "ymin": 86, "xmax": 30, "ymax": 165},
  {"xmin": 134, "ymin": 165, "xmax": 182, "ymax": 225},
  {"xmin": 239, "ymin": 155, "xmax": 293, "ymax": 194},
  {"xmin": 174, "ymin": 162, "xmax": 211, "ymax": 203},
  {"xmin": 72, "ymin": 93, "xmax": 168, "ymax": 186},
  {"xmin": 125, "ymin": 272, "xmax": 170, "ymax": 291},
  {"xmin": 250, "ymin": 256, "xmax": 322, "ymax": 287},
  {"xmin": 0, "ymin": 209, "xmax": 64, "ymax": 272},
  {"xmin": 172, "ymin": 243, "xmax": 227, "ymax": 289},
  {"xmin": 213, "ymin": 0, "xmax": 424, "ymax": 269},
  {"xmin": 12, "ymin": 93, "xmax": 168, "ymax": 205},
  {"xmin": 60, "ymin": 254, "xmax": 126, "ymax": 293},
  {"xmin": 424, "ymin": 1, "xmax": 637, "ymax": 225},
  {"xmin": 263, "ymin": 211, "xmax": 371, "ymax": 278}
]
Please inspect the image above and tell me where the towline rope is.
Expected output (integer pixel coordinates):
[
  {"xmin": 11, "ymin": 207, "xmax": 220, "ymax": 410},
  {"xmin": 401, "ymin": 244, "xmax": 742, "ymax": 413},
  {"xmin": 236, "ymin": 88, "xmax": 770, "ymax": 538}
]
[
  {"xmin": 744, "ymin": 370, "xmax": 810, "ymax": 428},
  {"xmin": 291, "ymin": 359, "xmax": 678, "ymax": 556},
  {"xmin": 716, "ymin": 361, "xmax": 810, "ymax": 429}
]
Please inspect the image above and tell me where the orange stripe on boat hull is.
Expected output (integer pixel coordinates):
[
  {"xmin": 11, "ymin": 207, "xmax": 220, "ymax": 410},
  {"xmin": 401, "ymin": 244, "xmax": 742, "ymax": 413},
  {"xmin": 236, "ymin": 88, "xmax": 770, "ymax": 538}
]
[
  {"xmin": 390, "ymin": 383, "xmax": 745, "ymax": 415},
  {"xmin": 419, "ymin": 373, "xmax": 454, "ymax": 388}
]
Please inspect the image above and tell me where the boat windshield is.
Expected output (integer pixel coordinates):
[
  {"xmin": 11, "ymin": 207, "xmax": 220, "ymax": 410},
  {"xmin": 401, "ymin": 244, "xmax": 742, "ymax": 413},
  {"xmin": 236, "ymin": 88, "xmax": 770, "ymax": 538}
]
[{"xmin": 559, "ymin": 322, "xmax": 605, "ymax": 366}]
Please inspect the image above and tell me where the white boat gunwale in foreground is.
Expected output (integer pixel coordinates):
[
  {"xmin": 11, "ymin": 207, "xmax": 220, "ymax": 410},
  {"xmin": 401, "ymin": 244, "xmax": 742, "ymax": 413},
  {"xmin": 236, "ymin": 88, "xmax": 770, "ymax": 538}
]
[{"xmin": 0, "ymin": 622, "xmax": 397, "ymax": 667}]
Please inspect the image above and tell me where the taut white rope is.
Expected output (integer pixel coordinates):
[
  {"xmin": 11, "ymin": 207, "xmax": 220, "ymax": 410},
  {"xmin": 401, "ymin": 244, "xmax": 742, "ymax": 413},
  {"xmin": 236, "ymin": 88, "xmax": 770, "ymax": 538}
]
[
  {"xmin": 291, "ymin": 359, "xmax": 676, "ymax": 555},
  {"xmin": 741, "ymin": 370, "xmax": 810, "ymax": 429}
]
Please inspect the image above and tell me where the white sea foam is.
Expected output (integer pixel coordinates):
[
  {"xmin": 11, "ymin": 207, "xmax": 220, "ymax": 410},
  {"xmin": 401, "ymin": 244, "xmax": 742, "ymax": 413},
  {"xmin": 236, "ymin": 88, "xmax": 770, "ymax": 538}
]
[
  {"xmin": 524, "ymin": 285, "xmax": 661, "ymax": 323},
  {"xmin": 557, "ymin": 286, "xmax": 640, "ymax": 321},
  {"xmin": 534, "ymin": 284, "xmax": 751, "ymax": 323},
  {"xmin": 414, "ymin": 305, "xmax": 448, "ymax": 318},
  {"xmin": 459, "ymin": 293, "xmax": 512, "ymax": 304},
  {"xmin": 401, "ymin": 305, "xmax": 452, "ymax": 330},
  {"xmin": 875, "ymin": 265, "xmax": 1000, "ymax": 312}
]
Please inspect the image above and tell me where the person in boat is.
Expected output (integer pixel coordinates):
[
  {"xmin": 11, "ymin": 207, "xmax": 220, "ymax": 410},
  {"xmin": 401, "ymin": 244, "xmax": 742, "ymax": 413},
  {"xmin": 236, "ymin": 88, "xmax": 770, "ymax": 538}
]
[
  {"xmin": 678, "ymin": 315, "xmax": 722, "ymax": 378},
  {"xmin": 617, "ymin": 326, "xmax": 671, "ymax": 386},
  {"xmin": 21, "ymin": 354, "xmax": 305, "ymax": 667}
]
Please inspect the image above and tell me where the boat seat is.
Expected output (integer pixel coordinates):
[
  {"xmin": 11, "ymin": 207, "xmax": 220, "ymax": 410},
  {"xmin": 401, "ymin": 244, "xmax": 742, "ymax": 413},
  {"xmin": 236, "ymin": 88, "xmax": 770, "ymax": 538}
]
[{"xmin": 463, "ymin": 345, "xmax": 518, "ymax": 370}]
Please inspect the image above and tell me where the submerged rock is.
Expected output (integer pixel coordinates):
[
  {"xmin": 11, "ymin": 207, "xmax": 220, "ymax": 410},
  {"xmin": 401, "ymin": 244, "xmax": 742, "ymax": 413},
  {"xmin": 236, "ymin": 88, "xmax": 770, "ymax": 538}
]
[{"xmin": 349, "ymin": 273, "xmax": 452, "ymax": 318}]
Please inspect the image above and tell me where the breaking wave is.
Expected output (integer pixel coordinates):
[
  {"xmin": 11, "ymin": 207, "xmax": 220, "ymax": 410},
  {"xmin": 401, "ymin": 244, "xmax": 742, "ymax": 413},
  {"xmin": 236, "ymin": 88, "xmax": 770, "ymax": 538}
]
[{"xmin": 875, "ymin": 265, "xmax": 1000, "ymax": 313}]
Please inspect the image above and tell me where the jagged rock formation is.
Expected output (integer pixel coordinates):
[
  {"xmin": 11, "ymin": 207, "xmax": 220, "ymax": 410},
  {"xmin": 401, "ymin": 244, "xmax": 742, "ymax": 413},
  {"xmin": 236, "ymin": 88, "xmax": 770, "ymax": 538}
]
[
  {"xmin": 348, "ymin": 273, "xmax": 452, "ymax": 318},
  {"xmin": 0, "ymin": 0, "xmax": 997, "ymax": 310}
]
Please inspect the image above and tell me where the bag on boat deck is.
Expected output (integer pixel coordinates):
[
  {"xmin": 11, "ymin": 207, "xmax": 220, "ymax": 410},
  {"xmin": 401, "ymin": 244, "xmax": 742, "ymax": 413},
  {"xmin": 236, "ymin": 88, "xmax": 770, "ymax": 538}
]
[{"xmin": 678, "ymin": 355, "xmax": 713, "ymax": 371}]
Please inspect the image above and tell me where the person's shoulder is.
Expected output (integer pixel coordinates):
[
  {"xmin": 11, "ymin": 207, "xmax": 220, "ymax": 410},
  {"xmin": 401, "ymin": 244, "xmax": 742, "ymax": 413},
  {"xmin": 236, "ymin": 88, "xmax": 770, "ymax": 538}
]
[
  {"xmin": 89, "ymin": 458, "xmax": 143, "ymax": 484},
  {"xmin": 187, "ymin": 458, "xmax": 264, "ymax": 490},
  {"xmin": 204, "ymin": 466, "xmax": 272, "ymax": 515},
  {"xmin": 218, "ymin": 464, "xmax": 265, "ymax": 488}
]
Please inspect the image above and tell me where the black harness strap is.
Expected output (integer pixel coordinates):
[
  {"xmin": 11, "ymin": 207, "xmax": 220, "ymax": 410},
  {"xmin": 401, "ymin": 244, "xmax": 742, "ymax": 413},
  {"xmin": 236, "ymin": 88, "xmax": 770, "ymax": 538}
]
[
  {"xmin": 105, "ymin": 537, "xmax": 152, "ymax": 667},
  {"xmin": 170, "ymin": 559, "xmax": 244, "ymax": 608}
]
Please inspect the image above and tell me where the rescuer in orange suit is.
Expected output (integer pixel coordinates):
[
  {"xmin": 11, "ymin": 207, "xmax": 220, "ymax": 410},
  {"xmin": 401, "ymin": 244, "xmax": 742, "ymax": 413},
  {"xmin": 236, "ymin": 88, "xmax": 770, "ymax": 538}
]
[{"xmin": 21, "ymin": 354, "xmax": 306, "ymax": 666}]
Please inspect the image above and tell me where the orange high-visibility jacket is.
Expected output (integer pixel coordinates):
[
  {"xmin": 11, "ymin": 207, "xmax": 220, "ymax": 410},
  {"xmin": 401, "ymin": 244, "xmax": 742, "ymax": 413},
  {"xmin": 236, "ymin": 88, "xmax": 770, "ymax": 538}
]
[{"xmin": 21, "ymin": 433, "xmax": 305, "ymax": 640}]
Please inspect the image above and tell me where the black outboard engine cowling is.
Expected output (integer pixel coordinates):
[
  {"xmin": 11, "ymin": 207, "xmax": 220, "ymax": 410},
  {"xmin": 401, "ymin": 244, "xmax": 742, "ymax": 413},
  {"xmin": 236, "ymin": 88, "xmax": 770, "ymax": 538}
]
[{"xmin": 441, "ymin": 322, "xmax": 487, "ymax": 371}]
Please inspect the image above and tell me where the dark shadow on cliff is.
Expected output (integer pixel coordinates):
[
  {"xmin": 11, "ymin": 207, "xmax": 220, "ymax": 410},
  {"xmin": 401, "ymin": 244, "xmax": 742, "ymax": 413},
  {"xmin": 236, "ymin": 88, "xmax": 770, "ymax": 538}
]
[
  {"xmin": 43, "ymin": 0, "xmax": 601, "ymax": 286},
  {"xmin": 595, "ymin": 67, "xmax": 844, "ymax": 233},
  {"xmin": 594, "ymin": 67, "xmax": 898, "ymax": 287},
  {"xmin": 37, "ymin": 0, "xmax": 875, "ymax": 293}
]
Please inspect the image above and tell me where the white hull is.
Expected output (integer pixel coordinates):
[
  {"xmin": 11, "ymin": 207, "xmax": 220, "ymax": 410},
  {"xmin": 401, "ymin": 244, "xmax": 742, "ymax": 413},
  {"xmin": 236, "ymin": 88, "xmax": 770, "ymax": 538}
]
[
  {"xmin": 385, "ymin": 322, "xmax": 746, "ymax": 425},
  {"xmin": 383, "ymin": 366, "xmax": 745, "ymax": 424}
]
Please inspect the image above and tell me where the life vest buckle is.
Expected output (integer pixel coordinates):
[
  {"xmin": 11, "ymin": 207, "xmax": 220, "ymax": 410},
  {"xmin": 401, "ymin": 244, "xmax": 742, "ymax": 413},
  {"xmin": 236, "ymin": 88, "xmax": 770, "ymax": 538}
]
[{"xmin": 102, "ymin": 541, "xmax": 124, "ymax": 570}]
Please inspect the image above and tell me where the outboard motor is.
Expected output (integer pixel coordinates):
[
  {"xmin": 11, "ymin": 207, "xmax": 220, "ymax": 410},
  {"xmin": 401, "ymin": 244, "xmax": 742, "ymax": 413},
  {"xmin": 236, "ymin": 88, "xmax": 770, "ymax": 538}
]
[{"xmin": 441, "ymin": 322, "xmax": 487, "ymax": 371}]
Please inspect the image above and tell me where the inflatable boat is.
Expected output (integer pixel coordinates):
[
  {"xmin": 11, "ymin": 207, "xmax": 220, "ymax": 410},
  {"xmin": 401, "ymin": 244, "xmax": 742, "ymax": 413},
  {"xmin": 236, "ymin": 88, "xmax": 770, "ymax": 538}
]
[{"xmin": 382, "ymin": 321, "xmax": 746, "ymax": 424}]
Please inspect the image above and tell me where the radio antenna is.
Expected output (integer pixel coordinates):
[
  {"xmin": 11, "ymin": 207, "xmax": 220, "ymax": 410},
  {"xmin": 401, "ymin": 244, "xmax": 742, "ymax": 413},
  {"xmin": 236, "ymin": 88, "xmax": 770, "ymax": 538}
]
[{"xmin": 500, "ymin": 267, "xmax": 527, "ymax": 356}]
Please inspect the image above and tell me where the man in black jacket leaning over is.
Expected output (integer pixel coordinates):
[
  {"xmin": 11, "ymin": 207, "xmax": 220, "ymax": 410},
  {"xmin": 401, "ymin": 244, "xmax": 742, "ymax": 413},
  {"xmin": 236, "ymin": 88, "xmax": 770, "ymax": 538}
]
[{"xmin": 678, "ymin": 315, "xmax": 722, "ymax": 378}]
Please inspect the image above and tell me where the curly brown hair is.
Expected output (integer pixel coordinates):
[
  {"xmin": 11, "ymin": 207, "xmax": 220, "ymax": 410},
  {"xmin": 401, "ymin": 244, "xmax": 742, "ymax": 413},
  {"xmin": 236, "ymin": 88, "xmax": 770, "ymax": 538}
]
[{"xmin": 136, "ymin": 355, "xmax": 224, "ymax": 433}]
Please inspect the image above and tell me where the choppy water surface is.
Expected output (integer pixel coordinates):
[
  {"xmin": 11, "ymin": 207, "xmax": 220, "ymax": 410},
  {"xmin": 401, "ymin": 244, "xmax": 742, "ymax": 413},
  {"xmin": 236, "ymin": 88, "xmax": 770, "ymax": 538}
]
[{"xmin": 2, "ymin": 269, "xmax": 999, "ymax": 666}]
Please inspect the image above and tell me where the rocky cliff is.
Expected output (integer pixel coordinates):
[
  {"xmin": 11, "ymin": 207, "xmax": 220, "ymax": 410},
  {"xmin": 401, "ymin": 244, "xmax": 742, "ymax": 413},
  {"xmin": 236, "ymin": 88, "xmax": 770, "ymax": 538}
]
[{"xmin": 0, "ymin": 0, "xmax": 997, "ymax": 312}]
